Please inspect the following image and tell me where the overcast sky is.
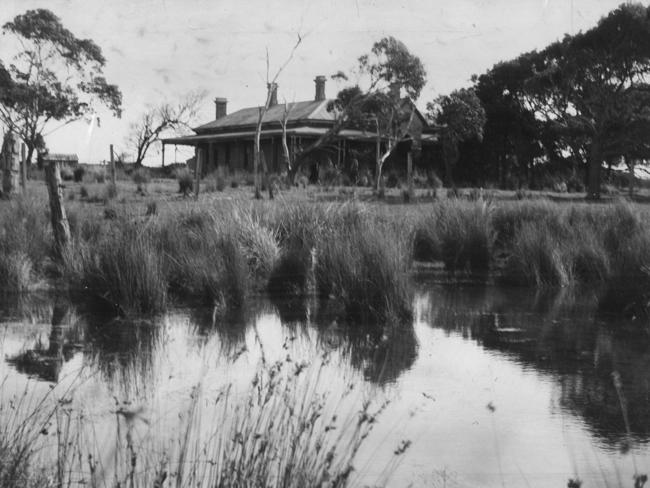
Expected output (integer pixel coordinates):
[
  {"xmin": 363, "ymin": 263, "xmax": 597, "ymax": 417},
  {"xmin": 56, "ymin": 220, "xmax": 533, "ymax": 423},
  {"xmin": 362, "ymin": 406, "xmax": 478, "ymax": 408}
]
[{"xmin": 0, "ymin": 0, "xmax": 634, "ymax": 164}]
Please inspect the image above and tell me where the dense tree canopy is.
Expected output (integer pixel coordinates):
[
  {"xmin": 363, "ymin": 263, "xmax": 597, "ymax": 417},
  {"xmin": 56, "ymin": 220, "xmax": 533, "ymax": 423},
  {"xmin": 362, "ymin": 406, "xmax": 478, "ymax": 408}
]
[
  {"xmin": 0, "ymin": 9, "xmax": 122, "ymax": 165},
  {"xmin": 468, "ymin": 2, "xmax": 650, "ymax": 198},
  {"xmin": 428, "ymin": 88, "xmax": 486, "ymax": 187}
]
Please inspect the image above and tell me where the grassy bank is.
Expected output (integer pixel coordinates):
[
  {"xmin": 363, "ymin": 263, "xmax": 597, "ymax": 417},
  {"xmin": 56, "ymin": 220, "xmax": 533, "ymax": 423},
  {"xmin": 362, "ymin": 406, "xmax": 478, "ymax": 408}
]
[{"xmin": 2, "ymin": 183, "xmax": 650, "ymax": 320}]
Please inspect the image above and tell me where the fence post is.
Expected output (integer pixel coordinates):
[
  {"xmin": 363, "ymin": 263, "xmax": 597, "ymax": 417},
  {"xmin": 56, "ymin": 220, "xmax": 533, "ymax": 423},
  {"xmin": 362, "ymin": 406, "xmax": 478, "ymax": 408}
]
[
  {"xmin": 109, "ymin": 144, "xmax": 116, "ymax": 186},
  {"xmin": 44, "ymin": 161, "xmax": 71, "ymax": 255}
]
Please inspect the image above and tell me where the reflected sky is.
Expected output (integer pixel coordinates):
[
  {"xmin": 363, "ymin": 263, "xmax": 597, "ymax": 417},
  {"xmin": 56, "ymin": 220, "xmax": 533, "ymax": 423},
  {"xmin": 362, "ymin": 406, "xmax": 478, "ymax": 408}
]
[{"xmin": 1, "ymin": 286, "xmax": 649, "ymax": 487}]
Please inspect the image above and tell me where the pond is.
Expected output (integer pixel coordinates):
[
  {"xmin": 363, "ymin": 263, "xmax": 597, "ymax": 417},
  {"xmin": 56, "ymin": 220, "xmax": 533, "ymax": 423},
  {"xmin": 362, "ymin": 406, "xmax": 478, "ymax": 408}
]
[{"xmin": 1, "ymin": 283, "xmax": 649, "ymax": 487}]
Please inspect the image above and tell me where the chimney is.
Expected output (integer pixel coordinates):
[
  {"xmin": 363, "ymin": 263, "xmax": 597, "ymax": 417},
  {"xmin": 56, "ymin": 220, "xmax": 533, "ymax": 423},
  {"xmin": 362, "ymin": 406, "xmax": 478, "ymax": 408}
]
[
  {"xmin": 314, "ymin": 75, "xmax": 326, "ymax": 101},
  {"xmin": 267, "ymin": 82, "xmax": 278, "ymax": 106},
  {"xmin": 214, "ymin": 98, "xmax": 227, "ymax": 119}
]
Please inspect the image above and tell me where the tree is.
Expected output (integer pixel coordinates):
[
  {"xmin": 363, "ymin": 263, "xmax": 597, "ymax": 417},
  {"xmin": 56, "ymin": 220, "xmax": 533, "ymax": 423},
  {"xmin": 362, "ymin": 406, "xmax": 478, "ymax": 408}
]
[
  {"xmin": 472, "ymin": 59, "xmax": 543, "ymax": 188},
  {"xmin": 0, "ymin": 9, "xmax": 122, "ymax": 167},
  {"xmin": 520, "ymin": 3, "xmax": 650, "ymax": 199},
  {"xmin": 282, "ymin": 37, "xmax": 426, "ymax": 187},
  {"xmin": 427, "ymin": 88, "xmax": 486, "ymax": 188},
  {"xmin": 254, "ymin": 37, "xmax": 303, "ymax": 199},
  {"xmin": 127, "ymin": 91, "xmax": 205, "ymax": 166}
]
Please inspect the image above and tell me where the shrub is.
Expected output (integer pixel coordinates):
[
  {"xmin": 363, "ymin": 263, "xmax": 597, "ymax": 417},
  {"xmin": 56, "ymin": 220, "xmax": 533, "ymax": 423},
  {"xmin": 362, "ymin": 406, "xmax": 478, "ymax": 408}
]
[
  {"xmin": 73, "ymin": 167, "xmax": 85, "ymax": 182},
  {"xmin": 503, "ymin": 221, "xmax": 573, "ymax": 287},
  {"xmin": 566, "ymin": 176, "xmax": 585, "ymax": 193},
  {"xmin": 105, "ymin": 183, "xmax": 117, "ymax": 200},
  {"xmin": 176, "ymin": 169, "xmax": 194, "ymax": 196},
  {"xmin": 64, "ymin": 224, "xmax": 167, "ymax": 315},
  {"xmin": 146, "ymin": 201, "xmax": 157, "ymax": 216},
  {"xmin": 94, "ymin": 171, "xmax": 106, "ymax": 183},
  {"xmin": 79, "ymin": 186, "xmax": 89, "ymax": 199},
  {"xmin": 132, "ymin": 168, "xmax": 150, "ymax": 192},
  {"xmin": 60, "ymin": 168, "xmax": 74, "ymax": 181},
  {"xmin": 385, "ymin": 170, "xmax": 399, "ymax": 189},
  {"xmin": 231, "ymin": 179, "xmax": 239, "ymax": 189},
  {"xmin": 414, "ymin": 200, "xmax": 494, "ymax": 272},
  {"xmin": 0, "ymin": 251, "xmax": 33, "ymax": 292},
  {"xmin": 316, "ymin": 218, "xmax": 413, "ymax": 324}
]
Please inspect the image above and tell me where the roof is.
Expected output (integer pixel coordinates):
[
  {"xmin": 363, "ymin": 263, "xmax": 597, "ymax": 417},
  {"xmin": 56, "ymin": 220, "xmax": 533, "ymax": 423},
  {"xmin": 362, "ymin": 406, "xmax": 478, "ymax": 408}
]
[
  {"xmin": 194, "ymin": 99, "xmax": 334, "ymax": 132},
  {"xmin": 163, "ymin": 127, "xmax": 439, "ymax": 146},
  {"xmin": 43, "ymin": 153, "xmax": 78, "ymax": 162}
]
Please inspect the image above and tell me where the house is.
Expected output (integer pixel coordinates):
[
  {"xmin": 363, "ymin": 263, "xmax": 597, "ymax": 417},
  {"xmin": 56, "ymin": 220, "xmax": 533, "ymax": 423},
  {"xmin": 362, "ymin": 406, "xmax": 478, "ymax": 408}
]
[
  {"xmin": 42, "ymin": 153, "xmax": 79, "ymax": 168},
  {"xmin": 162, "ymin": 76, "xmax": 440, "ymax": 180}
]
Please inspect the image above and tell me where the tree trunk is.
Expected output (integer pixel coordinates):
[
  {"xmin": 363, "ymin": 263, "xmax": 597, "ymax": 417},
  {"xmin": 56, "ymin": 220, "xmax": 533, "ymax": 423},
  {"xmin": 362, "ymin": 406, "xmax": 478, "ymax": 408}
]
[
  {"xmin": 375, "ymin": 134, "xmax": 382, "ymax": 191},
  {"xmin": 20, "ymin": 143, "xmax": 26, "ymax": 193},
  {"xmin": 628, "ymin": 157, "xmax": 635, "ymax": 198},
  {"xmin": 587, "ymin": 138, "xmax": 602, "ymax": 200},
  {"xmin": 2, "ymin": 131, "xmax": 21, "ymax": 197},
  {"xmin": 44, "ymin": 162, "xmax": 71, "ymax": 255}
]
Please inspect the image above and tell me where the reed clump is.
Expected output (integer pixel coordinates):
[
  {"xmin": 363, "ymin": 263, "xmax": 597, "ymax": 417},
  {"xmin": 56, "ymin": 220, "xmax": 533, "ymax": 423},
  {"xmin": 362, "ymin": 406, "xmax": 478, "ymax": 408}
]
[
  {"xmin": 413, "ymin": 199, "xmax": 495, "ymax": 272},
  {"xmin": 0, "ymin": 196, "xmax": 50, "ymax": 292}
]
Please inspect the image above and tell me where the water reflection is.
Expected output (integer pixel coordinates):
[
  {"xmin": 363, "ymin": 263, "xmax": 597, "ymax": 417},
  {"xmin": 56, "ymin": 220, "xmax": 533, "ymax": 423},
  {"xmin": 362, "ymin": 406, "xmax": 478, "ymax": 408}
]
[
  {"xmin": 419, "ymin": 284, "xmax": 650, "ymax": 447},
  {"xmin": 6, "ymin": 300, "xmax": 82, "ymax": 382}
]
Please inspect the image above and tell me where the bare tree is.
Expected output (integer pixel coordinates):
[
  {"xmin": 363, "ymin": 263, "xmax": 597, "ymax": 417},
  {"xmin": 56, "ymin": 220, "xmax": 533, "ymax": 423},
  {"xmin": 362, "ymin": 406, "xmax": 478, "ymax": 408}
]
[
  {"xmin": 127, "ymin": 90, "xmax": 206, "ymax": 166},
  {"xmin": 253, "ymin": 36, "xmax": 303, "ymax": 199}
]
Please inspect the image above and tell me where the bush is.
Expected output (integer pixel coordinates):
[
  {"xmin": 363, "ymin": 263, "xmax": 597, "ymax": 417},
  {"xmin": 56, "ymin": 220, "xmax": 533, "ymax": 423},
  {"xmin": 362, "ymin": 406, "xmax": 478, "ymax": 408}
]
[
  {"xmin": 79, "ymin": 186, "xmax": 89, "ymax": 199},
  {"xmin": 60, "ymin": 168, "xmax": 74, "ymax": 181},
  {"xmin": 385, "ymin": 170, "xmax": 399, "ymax": 189},
  {"xmin": 105, "ymin": 182, "xmax": 117, "ymax": 200},
  {"xmin": 132, "ymin": 168, "xmax": 150, "ymax": 192},
  {"xmin": 94, "ymin": 171, "xmax": 106, "ymax": 183},
  {"xmin": 413, "ymin": 200, "xmax": 494, "ymax": 272},
  {"xmin": 316, "ymin": 218, "xmax": 413, "ymax": 324},
  {"xmin": 146, "ymin": 201, "xmax": 157, "ymax": 216},
  {"xmin": 64, "ymin": 224, "xmax": 167, "ymax": 315},
  {"xmin": 566, "ymin": 176, "xmax": 585, "ymax": 193},
  {"xmin": 73, "ymin": 167, "xmax": 85, "ymax": 182},
  {"xmin": 176, "ymin": 169, "xmax": 194, "ymax": 196}
]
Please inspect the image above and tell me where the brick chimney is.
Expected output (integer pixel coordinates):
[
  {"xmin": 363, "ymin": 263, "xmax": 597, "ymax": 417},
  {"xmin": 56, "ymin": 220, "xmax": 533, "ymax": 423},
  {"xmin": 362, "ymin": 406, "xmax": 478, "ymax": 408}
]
[
  {"xmin": 314, "ymin": 75, "xmax": 326, "ymax": 101},
  {"xmin": 214, "ymin": 98, "xmax": 227, "ymax": 119},
  {"xmin": 267, "ymin": 82, "xmax": 278, "ymax": 106}
]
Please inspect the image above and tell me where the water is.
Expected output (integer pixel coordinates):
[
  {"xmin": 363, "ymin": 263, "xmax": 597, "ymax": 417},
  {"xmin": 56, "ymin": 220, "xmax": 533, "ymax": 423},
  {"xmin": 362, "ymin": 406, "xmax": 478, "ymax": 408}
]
[{"xmin": 1, "ymin": 284, "xmax": 649, "ymax": 487}]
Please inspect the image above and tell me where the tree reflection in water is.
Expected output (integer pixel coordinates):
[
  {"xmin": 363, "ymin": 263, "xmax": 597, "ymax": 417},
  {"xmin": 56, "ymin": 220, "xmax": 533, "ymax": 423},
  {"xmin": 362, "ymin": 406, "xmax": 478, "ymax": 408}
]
[{"xmin": 420, "ymin": 284, "xmax": 650, "ymax": 447}]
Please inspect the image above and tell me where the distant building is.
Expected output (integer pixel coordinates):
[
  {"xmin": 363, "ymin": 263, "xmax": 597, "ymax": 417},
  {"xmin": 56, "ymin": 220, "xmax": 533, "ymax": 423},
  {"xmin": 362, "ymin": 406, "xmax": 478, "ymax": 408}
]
[
  {"xmin": 43, "ymin": 153, "xmax": 79, "ymax": 168},
  {"xmin": 162, "ymin": 76, "xmax": 440, "ymax": 178}
]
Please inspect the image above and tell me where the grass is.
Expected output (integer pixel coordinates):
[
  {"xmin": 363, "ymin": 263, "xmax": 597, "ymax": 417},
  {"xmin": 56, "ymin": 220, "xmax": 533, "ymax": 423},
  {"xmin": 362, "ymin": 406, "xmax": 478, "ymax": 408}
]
[
  {"xmin": 0, "ymin": 358, "xmax": 403, "ymax": 488},
  {"xmin": 3, "ymin": 180, "xmax": 650, "ymax": 320}
]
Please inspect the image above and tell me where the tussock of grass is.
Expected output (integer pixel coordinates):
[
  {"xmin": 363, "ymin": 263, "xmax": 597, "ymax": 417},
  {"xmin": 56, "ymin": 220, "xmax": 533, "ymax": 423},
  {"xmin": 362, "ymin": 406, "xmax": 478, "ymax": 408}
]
[
  {"xmin": 413, "ymin": 200, "xmax": 494, "ymax": 272},
  {"xmin": 64, "ymin": 223, "xmax": 167, "ymax": 315},
  {"xmin": 317, "ymin": 220, "xmax": 413, "ymax": 324},
  {"xmin": 0, "ymin": 196, "xmax": 50, "ymax": 291}
]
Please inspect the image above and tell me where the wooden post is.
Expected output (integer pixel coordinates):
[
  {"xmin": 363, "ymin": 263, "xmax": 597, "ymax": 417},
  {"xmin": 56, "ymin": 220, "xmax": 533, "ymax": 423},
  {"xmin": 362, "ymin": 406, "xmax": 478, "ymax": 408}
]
[
  {"xmin": 194, "ymin": 147, "xmax": 203, "ymax": 200},
  {"xmin": 1, "ymin": 131, "xmax": 20, "ymax": 197},
  {"xmin": 161, "ymin": 143, "xmax": 165, "ymax": 167},
  {"xmin": 44, "ymin": 161, "xmax": 71, "ymax": 255},
  {"xmin": 20, "ymin": 143, "xmax": 26, "ymax": 192},
  {"xmin": 109, "ymin": 144, "xmax": 116, "ymax": 186}
]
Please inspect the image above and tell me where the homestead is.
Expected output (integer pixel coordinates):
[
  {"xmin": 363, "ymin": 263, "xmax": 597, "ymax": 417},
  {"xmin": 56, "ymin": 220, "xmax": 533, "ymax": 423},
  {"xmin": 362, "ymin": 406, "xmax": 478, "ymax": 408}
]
[{"xmin": 162, "ymin": 76, "xmax": 440, "ymax": 180}]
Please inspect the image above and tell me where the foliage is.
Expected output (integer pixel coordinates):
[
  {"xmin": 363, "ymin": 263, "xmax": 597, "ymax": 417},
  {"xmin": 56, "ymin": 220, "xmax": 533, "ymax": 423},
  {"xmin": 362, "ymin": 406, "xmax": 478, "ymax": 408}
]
[
  {"xmin": 0, "ymin": 9, "xmax": 121, "ymax": 165},
  {"xmin": 176, "ymin": 168, "xmax": 194, "ymax": 196},
  {"xmin": 427, "ymin": 88, "xmax": 486, "ymax": 187}
]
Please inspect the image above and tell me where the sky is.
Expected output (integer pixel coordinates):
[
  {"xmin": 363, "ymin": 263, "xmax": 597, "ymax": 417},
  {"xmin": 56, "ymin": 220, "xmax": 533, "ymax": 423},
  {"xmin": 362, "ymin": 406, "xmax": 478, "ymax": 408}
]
[{"xmin": 0, "ymin": 0, "xmax": 638, "ymax": 165}]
